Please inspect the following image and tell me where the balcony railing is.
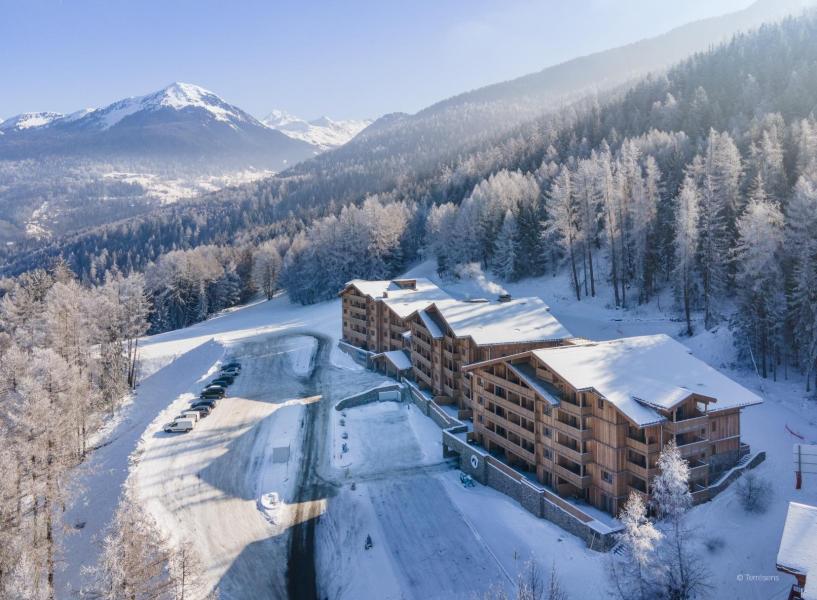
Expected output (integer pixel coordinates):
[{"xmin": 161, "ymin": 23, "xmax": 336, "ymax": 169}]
[
  {"xmin": 665, "ymin": 414, "xmax": 709, "ymax": 435},
  {"xmin": 553, "ymin": 418, "xmax": 592, "ymax": 441},
  {"xmin": 553, "ymin": 462, "xmax": 591, "ymax": 488},
  {"xmin": 555, "ymin": 441, "xmax": 593, "ymax": 465},
  {"xmin": 625, "ymin": 435, "xmax": 660, "ymax": 454},
  {"xmin": 676, "ymin": 437, "xmax": 710, "ymax": 458}
]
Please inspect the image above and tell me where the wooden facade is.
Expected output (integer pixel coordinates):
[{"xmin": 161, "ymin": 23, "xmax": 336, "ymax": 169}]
[
  {"xmin": 340, "ymin": 280, "xmax": 419, "ymax": 353},
  {"xmin": 464, "ymin": 352, "xmax": 751, "ymax": 517},
  {"xmin": 408, "ymin": 304, "xmax": 567, "ymax": 409}
]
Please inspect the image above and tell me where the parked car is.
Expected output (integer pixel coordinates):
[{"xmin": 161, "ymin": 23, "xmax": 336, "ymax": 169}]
[
  {"xmin": 222, "ymin": 361, "xmax": 241, "ymax": 371},
  {"xmin": 191, "ymin": 399, "xmax": 217, "ymax": 409},
  {"xmin": 164, "ymin": 418, "xmax": 195, "ymax": 433},
  {"xmin": 203, "ymin": 383, "xmax": 226, "ymax": 393},
  {"xmin": 179, "ymin": 410, "xmax": 201, "ymax": 422},
  {"xmin": 211, "ymin": 376, "xmax": 234, "ymax": 386},
  {"xmin": 201, "ymin": 390, "xmax": 225, "ymax": 400},
  {"xmin": 221, "ymin": 367, "xmax": 240, "ymax": 377},
  {"xmin": 187, "ymin": 405, "xmax": 211, "ymax": 417}
]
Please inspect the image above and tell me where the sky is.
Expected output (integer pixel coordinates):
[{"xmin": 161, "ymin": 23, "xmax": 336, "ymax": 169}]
[{"xmin": 0, "ymin": 0, "xmax": 756, "ymax": 121}]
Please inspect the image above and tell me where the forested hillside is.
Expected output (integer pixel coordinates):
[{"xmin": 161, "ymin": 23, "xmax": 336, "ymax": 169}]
[{"xmin": 4, "ymin": 14, "xmax": 817, "ymax": 386}]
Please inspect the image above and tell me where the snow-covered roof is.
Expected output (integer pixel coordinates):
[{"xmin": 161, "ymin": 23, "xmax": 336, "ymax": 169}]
[
  {"xmin": 342, "ymin": 278, "xmax": 451, "ymax": 319},
  {"xmin": 778, "ymin": 502, "xmax": 817, "ymax": 599},
  {"xmin": 531, "ymin": 334, "xmax": 763, "ymax": 427},
  {"xmin": 432, "ymin": 297, "xmax": 572, "ymax": 346},
  {"xmin": 418, "ymin": 309, "xmax": 444, "ymax": 339},
  {"xmin": 508, "ymin": 363, "xmax": 561, "ymax": 406},
  {"xmin": 381, "ymin": 279, "xmax": 452, "ymax": 319},
  {"xmin": 374, "ymin": 350, "xmax": 413, "ymax": 371}
]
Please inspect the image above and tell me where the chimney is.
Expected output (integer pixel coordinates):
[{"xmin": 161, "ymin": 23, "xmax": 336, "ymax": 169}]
[{"xmin": 498, "ymin": 293, "xmax": 512, "ymax": 303}]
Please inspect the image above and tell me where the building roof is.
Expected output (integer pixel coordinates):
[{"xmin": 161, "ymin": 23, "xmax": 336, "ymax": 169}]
[
  {"xmin": 431, "ymin": 297, "xmax": 572, "ymax": 346},
  {"xmin": 531, "ymin": 334, "xmax": 763, "ymax": 427},
  {"xmin": 778, "ymin": 502, "xmax": 817, "ymax": 599},
  {"xmin": 419, "ymin": 309, "xmax": 445, "ymax": 339},
  {"xmin": 508, "ymin": 362, "xmax": 561, "ymax": 406},
  {"xmin": 342, "ymin": 278, "xmax": 451, "ymax": 319},
  {"xmin": 373, "ymin": 349, "xmax": 413, "ymax": 372}
]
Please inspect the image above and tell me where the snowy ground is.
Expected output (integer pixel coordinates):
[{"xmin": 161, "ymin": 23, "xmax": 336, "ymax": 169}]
[{"xmin": 56, "ymin": 262, "xmax": 817, "ymax": 599}]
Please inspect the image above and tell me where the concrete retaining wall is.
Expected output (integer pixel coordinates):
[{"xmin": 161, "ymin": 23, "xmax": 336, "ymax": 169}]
[
  {"xmin": 335, "ymin": 383, "xmax": 404, "ymax": 411},
  {"xmin": 708, "ymin": 451, "xmax": 766, "ymax": 498},
  {"xmin": 441, "ymin": 427, "xmax": 621, "ymax": 550},
  {"xmin": 337, "ymin": 340, "xmax": 373, "ymax": 368}
]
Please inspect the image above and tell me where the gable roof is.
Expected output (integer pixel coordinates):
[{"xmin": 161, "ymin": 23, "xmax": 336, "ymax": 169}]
[
  {"xmin": 530, "ymin": 334, "xmax": 762, "ymax": 427},
  {"xmin": 341, "ymin": 278, "xmax": 451, "ymax": 319},
  {"xmin": 430, "ymin": 297, "xmax": 572, "ymax": 346},
  {"xmin": 778, "ymin": 502, "xmax": 817, "ymax": 599}
]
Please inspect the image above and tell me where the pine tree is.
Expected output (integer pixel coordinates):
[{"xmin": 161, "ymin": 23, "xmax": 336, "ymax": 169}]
[
  {"xmin": 673, "ymin": 176, "xmax": 700, "ymax": 336},
  {"xmin": 491, "ymin": 210, "xmax": 519, "ymax": 281}
]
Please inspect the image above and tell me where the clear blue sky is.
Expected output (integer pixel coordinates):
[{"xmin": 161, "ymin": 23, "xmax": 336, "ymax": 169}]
[{"xmin": 0, "ymin": 0, "xmax": 753, "ymax": 121}]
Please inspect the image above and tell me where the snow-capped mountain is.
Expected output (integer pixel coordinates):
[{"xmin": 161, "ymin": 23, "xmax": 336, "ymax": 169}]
[
  {"xmin": 0, "ymin": 83, "xmax": 317, "ymax": 168},
  {"xmin": 262, "ymin": 109, "xmax": 371, "ymax": 150},
  {"xmin": 0, "ymin": 111, "xmax": 65, "ymax": 132}
]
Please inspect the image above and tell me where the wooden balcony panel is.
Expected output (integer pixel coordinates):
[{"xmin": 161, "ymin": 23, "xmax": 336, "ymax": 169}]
[
  {"xmin": 488, "ymin": 416, "xmax": 536, "ymax": 443},
  {"xmin": 665, "ymin": 415, "xmax": 709, "ymax": 435},
  {"xmin": 553, "ymin": 418, "xmax": 592, "ymax": 441},
  {"xmin": 553, "ymin": 463, "xmax": 591, "ymax": 488},
  {"xmin": 677, "ymin": 438, "xmax": 710, "ymax": 457},
  {"xmin": 559, "ymin": 399, "xmax": 592, "ymax": 416},
  {"xmin": 482, "ymin": 429, "xmax": 536, "ymax": 464},
  {"xmin": 480, "ymin": 371, "xmax": 538, "ymax": 402},
  {"xmin": 626, "ymin": 461, "xmax": 658, "ymax": 481},
  {"xmin": 480, "ymin": 389, "xmax": 535, "ymax": 420},
  {"xmin": 625, "ymin": 436, "xmax": 661, "ymax": 454},
  {"xmin": 554, "ymin": 442, "xmax": 593, "ymax": 465}
]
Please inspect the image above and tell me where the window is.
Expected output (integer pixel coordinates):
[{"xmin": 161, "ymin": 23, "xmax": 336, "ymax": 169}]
[
  {"xmin": 543, "ymin": 448, "xmax": 552, "ymax": 460},
  {"xmin": 543, "ymin": 427, "xmax": 552, "ymax": 438},
  {"xmin": 602, "ymin": 470, "xmax": 613, "ymax": 484},
  {"xmin": 597, "ymin": 398, "xmax": 604, "ymax": 410},
  {"xmin": 711, "ymin": 421, "xmax": 718, "ymax": 432},
  {"xmin": 478, "ymin": 415, "xmax": 483, "ymax": 424}
]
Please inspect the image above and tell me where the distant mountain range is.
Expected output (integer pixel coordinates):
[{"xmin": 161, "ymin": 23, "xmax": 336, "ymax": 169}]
[
  {"xmin": 262, "ymin": 110, "xmax": 371, "ymax": 150},
  {"xmin": 0, "ymin": 83, "xmax": 320, "ymax": 169}
]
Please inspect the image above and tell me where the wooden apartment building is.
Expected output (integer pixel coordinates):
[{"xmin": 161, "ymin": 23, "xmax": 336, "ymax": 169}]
[
  {"xmin": 462, "ymin": 335, "xmax": 762, "ymax": 516},
  {"xmin": 339, "ymin": 278, "xmax": 451, "ymax": 354},
  {"xmin": 408, "ymin": 296, "xmax": 573, "ymax": 409}
]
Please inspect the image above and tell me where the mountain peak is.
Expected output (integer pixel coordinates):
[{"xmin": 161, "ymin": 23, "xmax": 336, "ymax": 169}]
[{"xmin": 262, "ymin": 110, "xmax": 372, "ymax": 150}]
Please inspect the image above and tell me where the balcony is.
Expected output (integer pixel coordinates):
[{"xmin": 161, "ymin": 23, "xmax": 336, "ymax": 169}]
[
  {"xmin": 626, "ymin": 460, "xmax": 658, "ymax": 481},
  {"xmin": 553, "ymin": 417, "xmax": 592, "ymax": 441},
  {"xmin": 688, "ymin": 459, "xmax": 709, "ymax": 481},
  {"xmin": 676, "ymin": 436, "xmax": 710, "ymax": 458},
  {"xmin": 482, "ymin": 428, "xmax": 536, "ymax": 464},
  {"xmin": 625, "ymin": 435, "xmax": 660, "ymax": 454},
  {"xmin": 555, "ymin": 440, "xmax": 593, "ymax": 465},
  {"xmin": 559, "ymin": 394, "xmax": 592, "ymax": 416},
  {"xmin": 665, "ymin": 414, "xmax": 709, "ymax": 435},
  {"xmin": 628, "ymin": 485, "xmax": 649, "ymax": 503},
  {"xmin": 480, "ymin": 388, "xmax": 535, "ymax": 420},
  {"xmin": 554, "ymin": 462, "xmax": 591, "ymax": 488}
]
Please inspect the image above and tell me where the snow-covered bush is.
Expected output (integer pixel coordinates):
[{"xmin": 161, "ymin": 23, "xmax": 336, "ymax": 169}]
[{"xmin": 735, "ymin": 472, "xmax": 773, "ymax": 513}]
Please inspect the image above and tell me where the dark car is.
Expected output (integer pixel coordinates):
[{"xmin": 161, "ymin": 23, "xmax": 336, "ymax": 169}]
[
  {"xmin": 211, "ymin": 375, "xmax": 234, "ymax": 385},
  {"xmin": 200, "ymin": 391, "xmax": 224, "ymax": 401},
  {"xmin": 222, "ymin": 361, "xmax": 241, "ymax": 371},
  {"xmin": 187, "ymin": 405, "xmax": 211, "ymax": 417},
  {"xmin": 191, "ymin": 399, "xmax": 217, "ymax": 409}
]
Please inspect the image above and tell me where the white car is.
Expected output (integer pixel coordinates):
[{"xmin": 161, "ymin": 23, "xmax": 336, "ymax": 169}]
[
  {"xmin": 164, "ymin": 418, "xmax": 195, "ymax": 433},
  {"xmin": 178, "ymin": 410, "xmax": 201, "ymax": 422}
]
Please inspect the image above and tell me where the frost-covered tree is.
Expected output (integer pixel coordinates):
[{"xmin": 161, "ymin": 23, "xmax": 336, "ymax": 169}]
[
  {"xmin": 252, "ymin": 241, "xmax": 283, "ymax": 301},
  {"xmin": 734, "ymin": 175, "xmax": 786, "ymax": 378},
  {"xmin": 787, "ymin": 175, "xmax": 817, "ymax": 391},
  {"xmin": 609, "ymin": 492, "xmax": 662, "ymax": 600},
  {"xmin": 547, "ymin": 168, "xmax": 582, "ymax": 300},
  {"xmin": 491, "ymin": 210, "xmax": 519, "ymax": 281},
  {"xmin": 652, "ymin": 441, "xmax": 710, "ymax": 600},
  {"xmin": 673, "ymin": 175, "xmax": 700, "ymax": 335}
]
